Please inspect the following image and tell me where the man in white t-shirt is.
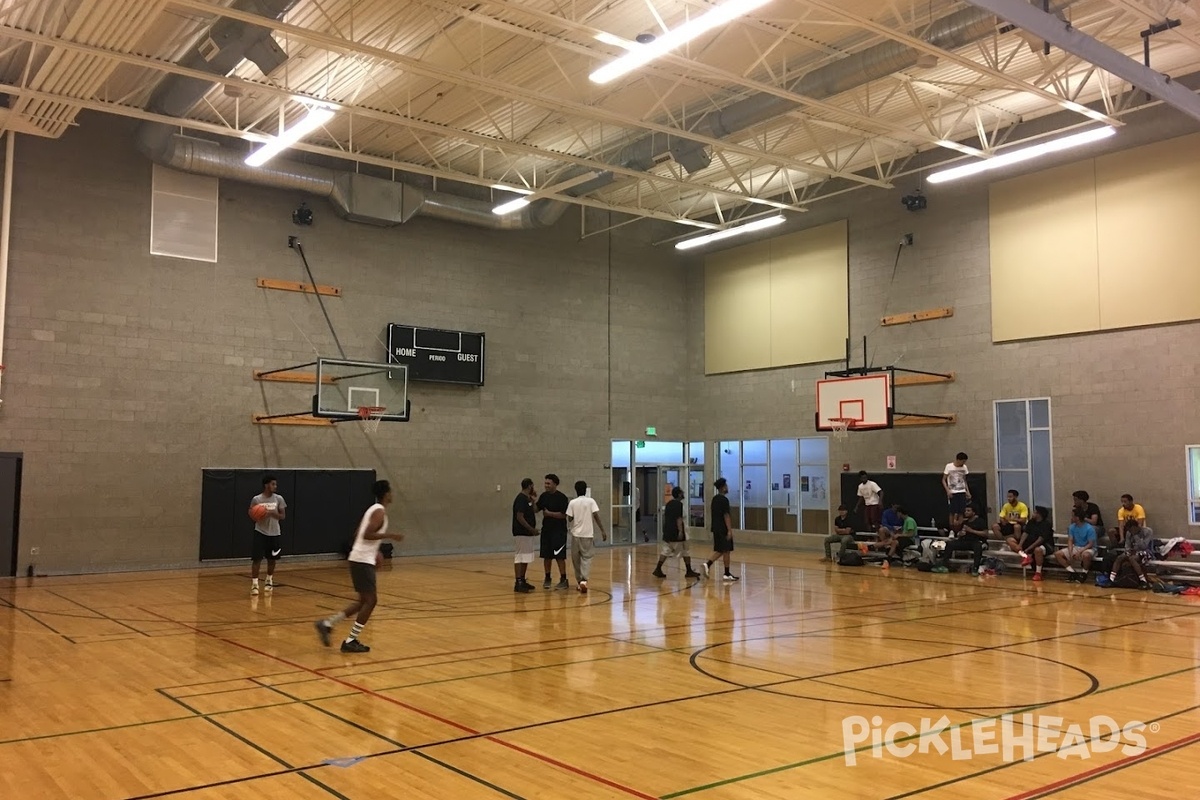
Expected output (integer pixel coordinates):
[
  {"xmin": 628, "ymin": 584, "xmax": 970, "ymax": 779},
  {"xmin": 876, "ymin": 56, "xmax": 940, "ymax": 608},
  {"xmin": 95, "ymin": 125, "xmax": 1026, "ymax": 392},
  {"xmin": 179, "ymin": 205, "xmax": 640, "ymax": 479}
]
[
  {"xmin": 566, "ymin": 480, "xmax": 607, "ymax": 594},
  {"xmin": 854, "ymin": 471, "xmax": 884, "ymax": 530},
  {"xmin": 942, "ymin": 452, "xmax": 971, "ymax": 530}
]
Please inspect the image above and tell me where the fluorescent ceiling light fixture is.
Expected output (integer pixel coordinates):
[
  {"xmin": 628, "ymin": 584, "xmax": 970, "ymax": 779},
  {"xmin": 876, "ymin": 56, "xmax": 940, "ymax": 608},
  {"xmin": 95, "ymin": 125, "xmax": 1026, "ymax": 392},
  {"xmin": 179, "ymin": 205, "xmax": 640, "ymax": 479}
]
[
  {"xmin": 926, "ymin": 126, "xmax": 1116, "ymax": 184},
  {"xmin": 675, "ymin": 215, "xmax": 784, "ymax": 250},
  {"xmin": 490, "ymin": 184, "xmax": 533, "ymax": 194},
  {"xmin": 589, "ymin": 0, "xmax": 773, "ymax": 85},
  {"xmin": 593, "ymin": 32, "xmax": 632, "ymax": 49},
  {"xmin": 492, "ymin": 197, "xmax": 531, "ymax": 215},
  {"xmin": 245, "ymin": 105, "xmax": 337, "ymax": 167}
]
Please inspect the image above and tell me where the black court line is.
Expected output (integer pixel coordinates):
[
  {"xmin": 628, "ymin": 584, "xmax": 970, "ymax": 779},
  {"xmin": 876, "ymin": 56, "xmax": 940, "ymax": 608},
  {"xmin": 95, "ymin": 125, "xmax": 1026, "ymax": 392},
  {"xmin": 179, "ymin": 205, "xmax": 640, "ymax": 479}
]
[
  {"xmin": 158, "ymin": 685, "xmax": 352, "ymax": 800},
  {"xmin": 256, "ymin": 681, "xmax": 528, "ymax": 800},
  {"xmin": 884, "ymin": 701, "xmax": 1200, "ymax": 799},
  {"xmin": 46, "ymin": 589, "xmax": 150, "ymax": 637}
]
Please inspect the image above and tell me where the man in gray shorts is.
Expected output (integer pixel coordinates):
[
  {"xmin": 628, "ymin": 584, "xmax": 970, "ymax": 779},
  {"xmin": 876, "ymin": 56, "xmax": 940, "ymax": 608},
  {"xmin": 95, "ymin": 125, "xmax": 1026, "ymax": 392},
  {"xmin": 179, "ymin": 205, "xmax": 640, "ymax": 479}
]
[{"xmin": 653, "ymin": 487, "xmax": 702, "ymax": 579}]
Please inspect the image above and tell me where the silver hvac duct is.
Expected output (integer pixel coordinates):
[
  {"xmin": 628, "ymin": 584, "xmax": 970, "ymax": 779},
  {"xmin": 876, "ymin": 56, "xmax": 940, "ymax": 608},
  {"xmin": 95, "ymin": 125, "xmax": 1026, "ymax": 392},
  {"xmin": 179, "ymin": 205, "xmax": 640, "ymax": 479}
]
[
  {"xmin": 138, "ymin": 0, "xmax": 1073, "ymax": 228},
  {"xmin": 135, "ymin": 0, "xmax": 570, "ymax": 230}
]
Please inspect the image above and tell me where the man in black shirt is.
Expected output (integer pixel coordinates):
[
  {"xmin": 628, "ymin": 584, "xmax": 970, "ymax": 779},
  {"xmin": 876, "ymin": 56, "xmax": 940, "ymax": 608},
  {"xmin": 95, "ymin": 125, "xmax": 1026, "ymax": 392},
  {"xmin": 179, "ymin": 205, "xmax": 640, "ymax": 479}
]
[
  {"xmin": 1007, "ymin": 505, "xmax": 1051, "ymax": 582},
  {"xmin": 653, "ymin": 487, "xmax": 702, "ymax": 579},
  {"xmin": 703, "ymin": 478, "xmax": 739, "ymax": 581},
  {"xmin": 822, "ymin": 505, "xmax": 855, "ymax": 562},
  {"xmin": 536, "ymin": 473, "xmax": 570, "ymax": 590},
  {"xmin": 1072, "ymin": 491, "xmax": 1106, "ymax": 545},
  {"xmin": 511, "ymin": 478, "xmax": 538, "ymax": 593},
  {"xmin": 934, "ymin": 505, "xmax": 988, "ymax": 574}
]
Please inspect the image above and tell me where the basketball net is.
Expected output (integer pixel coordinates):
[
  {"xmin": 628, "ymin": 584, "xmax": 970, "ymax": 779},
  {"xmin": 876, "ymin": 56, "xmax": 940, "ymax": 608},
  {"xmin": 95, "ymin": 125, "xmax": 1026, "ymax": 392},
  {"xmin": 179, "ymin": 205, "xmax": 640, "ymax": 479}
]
[
  {"xmin": 829, "ymin": 418, "xmax": 854, "ymax": 441},
  {"xmin": 357, "ymin": 406, "xmax": 386, "ymax": 434}
]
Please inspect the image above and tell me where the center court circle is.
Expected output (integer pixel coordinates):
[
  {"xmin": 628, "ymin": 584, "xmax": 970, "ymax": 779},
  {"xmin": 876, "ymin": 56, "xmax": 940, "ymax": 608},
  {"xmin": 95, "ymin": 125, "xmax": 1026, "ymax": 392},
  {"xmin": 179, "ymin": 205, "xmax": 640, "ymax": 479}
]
[{"xmin": 689, "ymin": 631, "xmax": 1099, "ymax": 711}]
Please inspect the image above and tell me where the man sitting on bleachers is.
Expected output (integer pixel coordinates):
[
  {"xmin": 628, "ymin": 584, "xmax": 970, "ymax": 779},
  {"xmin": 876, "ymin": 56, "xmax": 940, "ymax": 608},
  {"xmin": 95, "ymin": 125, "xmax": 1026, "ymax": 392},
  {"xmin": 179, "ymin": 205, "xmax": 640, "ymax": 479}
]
[
  {"xmin": 1109, "ymin": 494, "xmax": 1147, "ymax": 546},
  {"xmin": 821, "ymin": 505, "xmax": 855, "ymax": 562},
  {"xmin": 993, "ymin": 489, "xmax": 1029, "ymax": 544},
  {"xmin": 1072, "ymin": 491, "xmax": 1106, "ymax": 546},
  {"xmin": 1055, "ymin": 509, "xmax": 1098, "ymax": 583},
  {"xmin": 874, "ymin": 503, "xmax": 903, "ymax": 556},
  {"xmin": 1107, "ymin": 518, "xmax": 1155, "ymax": 589},
  {"xmin": 1006, "ymin": 505, "xmax": 1052, "ymax": 582},
  {"xmin": 933, "ymin": 506, "xmax": 988, "ymax": 575}
]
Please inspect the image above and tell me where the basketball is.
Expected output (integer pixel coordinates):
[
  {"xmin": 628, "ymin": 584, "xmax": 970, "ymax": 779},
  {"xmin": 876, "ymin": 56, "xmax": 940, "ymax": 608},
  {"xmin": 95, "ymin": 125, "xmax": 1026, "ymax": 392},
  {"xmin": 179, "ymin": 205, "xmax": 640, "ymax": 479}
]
[{"xmin": 249, "ymin": 503, "xmax": 270, "ymax": 523}]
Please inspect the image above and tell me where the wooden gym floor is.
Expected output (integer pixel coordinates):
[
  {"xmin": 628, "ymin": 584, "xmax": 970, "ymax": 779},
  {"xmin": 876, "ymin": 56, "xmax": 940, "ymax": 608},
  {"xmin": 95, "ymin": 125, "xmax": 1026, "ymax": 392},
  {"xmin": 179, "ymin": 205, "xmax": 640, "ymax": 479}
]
[{"xmin": 3, "ymin": 546, "xmax": 1200, "ymax": 800}]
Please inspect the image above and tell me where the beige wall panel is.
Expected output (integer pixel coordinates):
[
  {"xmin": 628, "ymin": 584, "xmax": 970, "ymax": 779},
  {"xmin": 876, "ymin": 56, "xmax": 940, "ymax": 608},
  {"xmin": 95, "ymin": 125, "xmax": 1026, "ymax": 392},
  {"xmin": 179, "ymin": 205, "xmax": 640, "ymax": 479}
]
[
  {"xmin": 768, "ymin": 220, "xmax": 849, "ymax": 367},
  {"xmin": 989, "ymin": 160, "xmax": 1100, "ymax": 342},
  {"xmin": 704, "ymin": 240, "xmax": 772, "ymax": 374},
  {"xmin": 1095, "ymin": 133, "xmax": 1200, "ymax": 330}
]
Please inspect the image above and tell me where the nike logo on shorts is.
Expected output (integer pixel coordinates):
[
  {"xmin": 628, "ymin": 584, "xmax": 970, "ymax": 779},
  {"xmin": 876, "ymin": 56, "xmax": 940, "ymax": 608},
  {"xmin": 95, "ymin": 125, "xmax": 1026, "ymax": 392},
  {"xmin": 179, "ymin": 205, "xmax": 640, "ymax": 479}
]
[
  {"xmin": 554, "ymin": 546, "xmax": 565, "ymax": 556},
  {"xmin": 270, "ymin": 549, "xmax": 282, "ymax": 558}
]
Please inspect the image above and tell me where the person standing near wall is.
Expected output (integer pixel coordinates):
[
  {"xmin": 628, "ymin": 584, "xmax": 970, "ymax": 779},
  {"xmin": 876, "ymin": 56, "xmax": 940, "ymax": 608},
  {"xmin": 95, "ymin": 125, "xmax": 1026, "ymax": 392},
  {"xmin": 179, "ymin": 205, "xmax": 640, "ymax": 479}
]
[
  {"xmin": 942, "ymin": 453, "xmax": 970, "ymax": 531},
  {"xmin": 654, "ymin": 486, "xmax": 702, "ymax": 579},
  {"xmin": 512, "ymin": 478, "xmax": 538, "ymax": 593},
  {"xmin": 537, "ymin": 474, "xmax": 570, "ymax": 589},
  {"xmin": 566, "ymin": 480, "xmax": 606, "ymax": 593},
  {"xmin": 249, "ymin": 475, "xmax": 286, "ymax": 596}
]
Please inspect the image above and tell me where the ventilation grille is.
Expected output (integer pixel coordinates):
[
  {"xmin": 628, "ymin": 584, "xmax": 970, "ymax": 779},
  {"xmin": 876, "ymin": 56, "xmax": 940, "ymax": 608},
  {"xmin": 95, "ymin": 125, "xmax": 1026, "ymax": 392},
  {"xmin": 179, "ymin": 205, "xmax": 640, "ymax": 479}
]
[{"xmin": 151, "ymin": 163, "xmax": 218, "ymax": 262}]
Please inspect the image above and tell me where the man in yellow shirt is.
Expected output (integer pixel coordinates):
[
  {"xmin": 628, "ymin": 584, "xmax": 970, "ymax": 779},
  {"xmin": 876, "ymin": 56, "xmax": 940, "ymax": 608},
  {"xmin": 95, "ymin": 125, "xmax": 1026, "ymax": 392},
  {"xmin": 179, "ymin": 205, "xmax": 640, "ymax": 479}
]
[
  {"xmin": 1109, "ymin": 494, "xmax": 1147, "ymax": 547},
  {"xmin": 992, "ymin": 489, "xmax": 1030, "ymax": 542}
]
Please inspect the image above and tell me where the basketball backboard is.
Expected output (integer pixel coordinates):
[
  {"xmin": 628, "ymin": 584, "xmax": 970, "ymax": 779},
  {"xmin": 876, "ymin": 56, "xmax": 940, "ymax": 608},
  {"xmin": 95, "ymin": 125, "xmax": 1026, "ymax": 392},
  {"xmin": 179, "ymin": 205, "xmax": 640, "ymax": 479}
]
[
  {"xmin": 314, "ymin": 358, "xmax": 410, "ymax": 422},
  {"xmin": 815, "ymin": 374, "xmax": 891, "ymax": 431}
]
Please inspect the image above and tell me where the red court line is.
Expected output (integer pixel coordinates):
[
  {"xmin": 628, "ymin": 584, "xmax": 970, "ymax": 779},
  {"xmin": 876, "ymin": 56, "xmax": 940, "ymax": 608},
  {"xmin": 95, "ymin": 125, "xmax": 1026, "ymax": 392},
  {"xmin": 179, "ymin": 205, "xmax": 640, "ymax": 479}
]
[
  {"xmin": 142, "ymin": 609, "xmax": 656, "ymax": 800},
  {"xmin": 1004, "ymin": 729, "xmax": 1200, "ymax": 800}
]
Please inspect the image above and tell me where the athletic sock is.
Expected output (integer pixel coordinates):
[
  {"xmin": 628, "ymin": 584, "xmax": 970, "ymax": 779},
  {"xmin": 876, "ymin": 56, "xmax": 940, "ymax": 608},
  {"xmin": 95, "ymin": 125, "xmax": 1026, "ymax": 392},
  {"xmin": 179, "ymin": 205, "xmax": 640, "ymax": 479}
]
[
  {"xmin": 1066, "ymin": 566, "xmax": 1076, "ymax": 573},
  {"xmin": 251, "ymin": 578, "xmax": 259, "ymax": 587},
  {"xmin": 324, "ymin": 611, "xmax": 346, "ymax": 626},
  {"xmin": 545, "ymin": 572, "xmax": 551, "ymax": 582},
  {"xmin": 1109, "ymin": 572, "xmax": 1117, "ymax": 581},
  {"xmin": 706, "ymin": 560, "xmax": 713, "ymax": 568},
  {"xmin": 265, "ymin": 576, "xmax": 273, "ymax": 586},
  {"xmin": 345, "ymin": 622, "xmax": 365, "ymax": 643}
]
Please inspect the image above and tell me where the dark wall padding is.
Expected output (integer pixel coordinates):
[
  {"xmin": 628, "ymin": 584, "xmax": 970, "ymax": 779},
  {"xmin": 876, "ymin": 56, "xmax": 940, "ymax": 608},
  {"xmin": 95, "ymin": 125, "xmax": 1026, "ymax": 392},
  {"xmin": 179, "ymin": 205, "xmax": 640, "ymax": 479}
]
[
  {"xmin": 839, "ymin": 471, "xmax": 990, "ymax": 530},
  {"xmin": 200, "ymin": 468, "xmax": 376, "ymax": 560}
]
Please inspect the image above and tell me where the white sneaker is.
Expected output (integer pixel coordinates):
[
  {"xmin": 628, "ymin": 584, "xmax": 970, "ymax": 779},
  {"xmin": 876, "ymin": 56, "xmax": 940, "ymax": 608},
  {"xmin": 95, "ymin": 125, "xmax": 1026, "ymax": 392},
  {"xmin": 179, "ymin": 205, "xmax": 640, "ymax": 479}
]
[
  {"xmin": 722, "ymin": 573, "xmax": 740, "ymax": 582},
  {"xmin": 701, "ymin": 562, "xmax": 710, "ymax": 578},
  {"xmin": 264, "ymin": 582, "xmax": 273, "ymax": 593},
  {"xmin": 250, "ymin": 584, "xmax": 259, "ymax": 596},
  {"xmin": 578, "ymin": 581, "xmax": 588, "ymax": 594}
]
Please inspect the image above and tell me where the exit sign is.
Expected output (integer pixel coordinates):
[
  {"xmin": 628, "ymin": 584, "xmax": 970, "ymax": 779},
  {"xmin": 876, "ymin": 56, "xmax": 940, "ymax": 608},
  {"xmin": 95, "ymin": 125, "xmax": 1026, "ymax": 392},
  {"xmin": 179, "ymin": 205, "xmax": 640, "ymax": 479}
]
[
  {"xmin": 645, "ymin": 427, "xmax": 657, "ymax": 437},
  {"xmin": 635, "ymin": 440, "xmax": 646, "ymax": 449}
]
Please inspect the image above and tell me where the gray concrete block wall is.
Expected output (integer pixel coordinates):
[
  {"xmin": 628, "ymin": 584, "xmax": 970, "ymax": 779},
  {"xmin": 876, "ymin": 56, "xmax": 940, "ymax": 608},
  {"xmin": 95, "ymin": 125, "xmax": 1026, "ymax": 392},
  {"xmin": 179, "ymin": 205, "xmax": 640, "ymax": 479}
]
[
  {"xmin": 686, "ymin": 109, "xmax": 1200, "ymax": 533},
  {"xmin": 0, "ymin": 115, "xmax": 689, "ymax": 573}
]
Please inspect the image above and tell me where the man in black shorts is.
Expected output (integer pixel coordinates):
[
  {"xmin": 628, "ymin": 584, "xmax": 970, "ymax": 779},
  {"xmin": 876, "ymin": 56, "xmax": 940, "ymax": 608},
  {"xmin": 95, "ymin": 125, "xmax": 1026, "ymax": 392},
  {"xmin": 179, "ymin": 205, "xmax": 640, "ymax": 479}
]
[
  {"xmin": 703, "ymin": 478, "xmax": 739, "ymax": 581},
  {"xmin": 537, "ymin": 473, "xmax": 570, "ymax": 590},
  {"xmin": 314, "ymin": 480, "xmax": 404, "ymax": 653},
  {"xmin": 934, "ymin": 505, "xmax": 988, "ymax": 575},
  {"xmin": 249, "ymin": 474, "xmax": 287, "ymax": 596}
]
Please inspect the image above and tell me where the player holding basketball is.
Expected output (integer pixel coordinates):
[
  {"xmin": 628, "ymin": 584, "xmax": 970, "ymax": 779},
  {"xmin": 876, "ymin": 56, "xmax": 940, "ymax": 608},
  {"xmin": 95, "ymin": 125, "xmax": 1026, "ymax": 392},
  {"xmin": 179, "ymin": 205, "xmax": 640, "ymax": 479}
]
[
  {"xmin": 315, "ymin": 480, "xmax": 403, "ymax": 653},
  {"xmin": 249, "ymin": 475, "xmax": 287, "ymax": 596}
]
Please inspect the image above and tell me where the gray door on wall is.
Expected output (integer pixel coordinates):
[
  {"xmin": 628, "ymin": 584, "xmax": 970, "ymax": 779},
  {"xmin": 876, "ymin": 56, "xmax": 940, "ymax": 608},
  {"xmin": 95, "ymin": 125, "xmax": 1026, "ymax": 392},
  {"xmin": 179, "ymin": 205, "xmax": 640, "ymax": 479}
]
[{"xmin": 0, "ymin": 453, "xmax": 22, "ymax": 577}]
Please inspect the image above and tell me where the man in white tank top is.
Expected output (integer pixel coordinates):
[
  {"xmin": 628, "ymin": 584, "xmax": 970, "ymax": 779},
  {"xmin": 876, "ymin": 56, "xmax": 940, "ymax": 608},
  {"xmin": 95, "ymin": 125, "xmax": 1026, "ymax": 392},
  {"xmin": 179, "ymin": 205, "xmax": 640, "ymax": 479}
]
[{"xmin": 314, "ymin": 480, "xmax": 403, "ymax": 653}]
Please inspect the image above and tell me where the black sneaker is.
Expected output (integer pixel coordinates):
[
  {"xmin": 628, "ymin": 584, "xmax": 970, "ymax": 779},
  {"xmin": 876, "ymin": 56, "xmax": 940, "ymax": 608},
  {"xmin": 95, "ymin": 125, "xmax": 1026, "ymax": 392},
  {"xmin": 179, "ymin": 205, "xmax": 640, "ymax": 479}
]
[
  {"xmin": 314, "ymin": 620, "xmax": 332, "ymax": 647},
  {"xmin": 685, "ymin": 570, "xmax": 702, "ymax": 579},
  {"xmin": 555, "ymin": 577, "xmax": 570, "ymax": 590},
  {"xmin": 652, "ymin": 569, "xmax": 667, "ymax": 578},
  {"xmin": 340, "ymin": 639, "xmax": 370, "ymax": 653},
  {"xmin": 543, "ymin": 577, "xmax": 552, "ymax": 589},
  {"xmin": 514, "ymin": 582, "xmax": 534, "ymax": 593}
]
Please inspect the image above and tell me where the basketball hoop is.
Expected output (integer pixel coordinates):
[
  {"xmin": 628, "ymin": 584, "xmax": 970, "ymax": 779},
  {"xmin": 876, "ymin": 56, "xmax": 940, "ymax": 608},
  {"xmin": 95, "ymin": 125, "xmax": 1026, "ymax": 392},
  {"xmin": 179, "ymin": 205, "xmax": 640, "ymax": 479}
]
[
  {"xmin": 357, "ymin": 406, "xmax": 386, "ymax": 434},
  {"xmin": 829, "ymin": 418, "xmax": 856, "ymax": 441}
]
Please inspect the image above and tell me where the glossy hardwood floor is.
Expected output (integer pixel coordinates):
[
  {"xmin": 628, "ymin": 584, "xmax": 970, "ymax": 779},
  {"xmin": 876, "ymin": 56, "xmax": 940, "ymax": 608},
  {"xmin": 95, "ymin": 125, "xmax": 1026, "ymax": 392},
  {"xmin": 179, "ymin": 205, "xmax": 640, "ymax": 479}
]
[{"xmin": 3, "ymin": 546, "xmax": 1199, "ymax": 799}]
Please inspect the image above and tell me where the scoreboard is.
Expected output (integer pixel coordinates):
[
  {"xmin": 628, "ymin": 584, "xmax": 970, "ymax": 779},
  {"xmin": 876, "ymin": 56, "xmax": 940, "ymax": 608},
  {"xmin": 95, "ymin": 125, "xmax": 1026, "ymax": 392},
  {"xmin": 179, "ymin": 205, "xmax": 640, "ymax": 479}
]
[{"xmin": 386, "ymin": 323, "xmax": 485, "ymax": 386}]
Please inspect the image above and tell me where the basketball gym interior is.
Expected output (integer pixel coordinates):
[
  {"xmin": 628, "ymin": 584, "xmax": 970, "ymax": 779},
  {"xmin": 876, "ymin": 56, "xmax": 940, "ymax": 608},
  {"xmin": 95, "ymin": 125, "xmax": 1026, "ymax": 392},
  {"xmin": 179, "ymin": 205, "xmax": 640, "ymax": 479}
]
[{"xmin": 3, "ymin": 0, "xmax": 1200, "ymax": 798}]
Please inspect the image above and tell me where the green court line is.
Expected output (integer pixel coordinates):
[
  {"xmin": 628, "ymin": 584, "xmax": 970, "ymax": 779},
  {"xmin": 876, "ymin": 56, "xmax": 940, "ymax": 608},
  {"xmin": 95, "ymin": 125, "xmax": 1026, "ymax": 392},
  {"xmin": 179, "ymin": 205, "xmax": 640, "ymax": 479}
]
[{"xmin": 660, "ymin": 662, "xmax": 1200, "ymax": 798}]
